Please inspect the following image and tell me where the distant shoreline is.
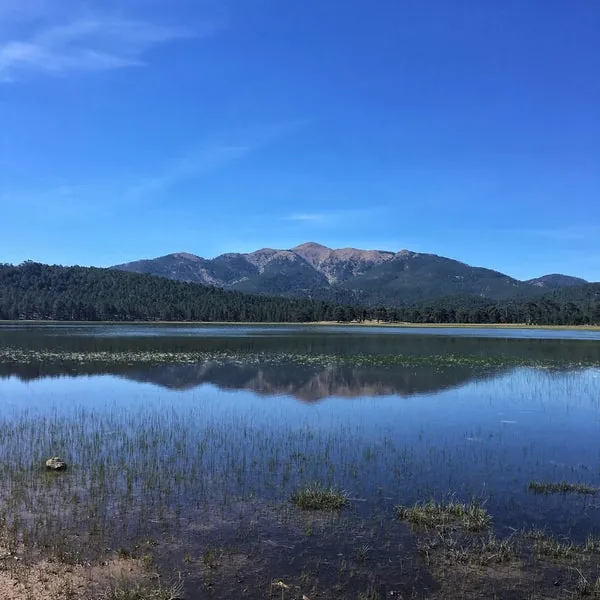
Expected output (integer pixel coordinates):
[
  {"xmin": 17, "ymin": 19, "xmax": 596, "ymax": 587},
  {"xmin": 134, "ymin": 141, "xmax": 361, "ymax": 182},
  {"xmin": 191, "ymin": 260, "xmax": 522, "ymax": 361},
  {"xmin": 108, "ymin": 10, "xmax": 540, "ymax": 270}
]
[{"xmin": 1, "ymin": 320, "xmax": 599, "ymax": 331}]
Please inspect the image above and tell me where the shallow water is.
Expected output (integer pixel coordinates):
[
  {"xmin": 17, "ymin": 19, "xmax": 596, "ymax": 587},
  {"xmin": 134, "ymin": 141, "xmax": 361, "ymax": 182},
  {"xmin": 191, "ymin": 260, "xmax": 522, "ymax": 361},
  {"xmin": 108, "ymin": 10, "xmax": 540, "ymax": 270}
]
[
  {"xmin": 3, "ymin": 322, "xmax": 600, "ymax": 340},
  {"xmin": 1, "ymin": 324, "xmax": 600, "ymax": 597}
]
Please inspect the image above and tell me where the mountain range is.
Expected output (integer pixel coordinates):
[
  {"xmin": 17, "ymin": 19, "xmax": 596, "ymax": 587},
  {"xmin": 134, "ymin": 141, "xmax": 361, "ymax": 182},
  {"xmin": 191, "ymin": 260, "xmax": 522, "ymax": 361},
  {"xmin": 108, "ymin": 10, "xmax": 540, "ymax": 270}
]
[{"xmin": 114, "ymin": 242, "xmax": 589, "ymax": 306}]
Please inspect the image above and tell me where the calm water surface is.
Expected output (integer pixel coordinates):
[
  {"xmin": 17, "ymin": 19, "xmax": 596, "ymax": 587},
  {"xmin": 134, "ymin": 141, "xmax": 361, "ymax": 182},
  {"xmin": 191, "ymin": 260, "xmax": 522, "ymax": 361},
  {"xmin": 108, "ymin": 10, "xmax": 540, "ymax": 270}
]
[{"xmin": 1, "ymin": 324, "xmax": 599, "ymax": 597}]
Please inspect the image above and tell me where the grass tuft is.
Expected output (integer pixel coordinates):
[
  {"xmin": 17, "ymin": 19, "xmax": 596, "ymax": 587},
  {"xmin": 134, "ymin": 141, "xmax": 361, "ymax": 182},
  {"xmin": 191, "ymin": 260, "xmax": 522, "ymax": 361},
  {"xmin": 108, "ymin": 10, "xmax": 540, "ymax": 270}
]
[
  {"xmin": 101, "ymin": 578, "xmax": 184, "ymax": 600},
  {"xmin": 290, "ymin": 483, "xmax": 349, "ymax": 511},
  {"xmin": 528, "ymin": 481, "xmax": 598, "ymax": 495},
  {"xmin": 396, "ymin": 499, "xmax": 491, "ymax": 532},
  {"xmin": 526, "ymin": 529, "xmax": 577, "ymax": 560},
  {"xmin": 574, "ymin": 569, "xmax": 600, "ymax": 597}
]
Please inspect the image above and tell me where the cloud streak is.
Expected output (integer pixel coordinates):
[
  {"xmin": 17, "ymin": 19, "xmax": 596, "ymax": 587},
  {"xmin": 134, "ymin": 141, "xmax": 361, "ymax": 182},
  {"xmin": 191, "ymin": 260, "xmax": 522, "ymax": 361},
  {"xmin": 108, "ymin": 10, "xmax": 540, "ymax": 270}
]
[
  {"xmin": 126, "ymin": 144, "xmax": 252, "ymax": 200},
  {"xmin": 284, "ymin": 213, "xmax": 328, "ymax": 223},
  {"xmin": 2, "ymin": 144, "xmax": 252, "ymax": 220},
  {"xmin": 282, "ymin": 207, "xmax": 386, "ymax": 226},
  {"xmin": 127, "ymin": 120, "xmax": 310, "ymax": 200},
  {"xmin": 0, "ymin": 4, "xmax": 209, "ymax": 81},
  {"xmin": 4, "ymin": 119, "xmax": 306, "ymax": 219}
]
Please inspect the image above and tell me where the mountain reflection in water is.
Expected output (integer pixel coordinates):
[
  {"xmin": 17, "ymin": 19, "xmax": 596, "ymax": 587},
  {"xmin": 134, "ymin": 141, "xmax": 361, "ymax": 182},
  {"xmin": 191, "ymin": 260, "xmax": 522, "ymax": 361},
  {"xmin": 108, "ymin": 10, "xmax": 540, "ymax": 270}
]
[
  {"xmin": 0, "ymin": 360, "xmax": 503, "ymax": 401},
  {"xmin": 123, "ymin": 362, "xmax": 506, "ymax": 400},
  {"xmin": 2, "ymin": 324, "xmax": 599, "ymax": 401}
]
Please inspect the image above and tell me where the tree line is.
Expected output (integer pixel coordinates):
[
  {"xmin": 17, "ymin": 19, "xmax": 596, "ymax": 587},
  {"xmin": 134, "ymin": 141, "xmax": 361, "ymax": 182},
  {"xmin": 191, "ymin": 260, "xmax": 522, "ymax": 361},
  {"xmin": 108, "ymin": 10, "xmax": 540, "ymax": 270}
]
[
  {"xmin": 0, "ymin": 262, "xmax": 598, "ymax": 326},
  {"xmin": 360, "ymin": 295, "xmax": 600, "ymax": 326},
  {"xmin": 0, "ymin": 263, "xmax": 347, "ymax": 322}
]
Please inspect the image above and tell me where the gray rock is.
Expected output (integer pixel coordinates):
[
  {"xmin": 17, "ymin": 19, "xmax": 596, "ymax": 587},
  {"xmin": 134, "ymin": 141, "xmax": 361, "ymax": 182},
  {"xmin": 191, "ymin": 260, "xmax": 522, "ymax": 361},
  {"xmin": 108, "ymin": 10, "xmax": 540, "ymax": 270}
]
[{"xmin": 45, "ymin": 457, "xmax": 67, "ymax": 471}]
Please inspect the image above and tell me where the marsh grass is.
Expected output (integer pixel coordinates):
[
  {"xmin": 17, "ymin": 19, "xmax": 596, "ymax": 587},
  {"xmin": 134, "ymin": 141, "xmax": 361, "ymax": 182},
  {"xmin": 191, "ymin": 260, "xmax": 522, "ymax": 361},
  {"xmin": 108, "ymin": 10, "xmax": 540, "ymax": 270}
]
[
  {"xmin": 415, "ymin": 531, "xmax": 600, "ymax": 600},
  {"xmin": 396, "ymin": 499, "xmax": 491, "ymax": 532},
  {"xmin": 467, "ymin": 534, "xmax": 520, "ymax": 565},
  {"xmin": 101, "ymin": 577, "xmax": 184, "ymax": 600},
  {"xmin": 575, "ymin": 570, "xmax": 600, "ymax": 597},
  {"xmin": 356, "ymin": 543, "xmax": 372, "ymax": 562},
  {"xmin": 0, "ymin": 405, "xmax": 366, "ymax": 561},
  {"xmin": 524, "ymin": 529, "xmax": 600, "ymax": 562},
  {"xmin": 290, "ymin": 484, "xmax": 349, "ymax": 510},
  {"xmin": 528, "ymin": 481, "xmax": 598, "ymax": 495},
  {"xmin": 418, "ymin": 530, "xmax": 520, "ymax": 568},
  {"xmin": 527, "ymin": 530, "xmax": 576, "ymax": 559}
]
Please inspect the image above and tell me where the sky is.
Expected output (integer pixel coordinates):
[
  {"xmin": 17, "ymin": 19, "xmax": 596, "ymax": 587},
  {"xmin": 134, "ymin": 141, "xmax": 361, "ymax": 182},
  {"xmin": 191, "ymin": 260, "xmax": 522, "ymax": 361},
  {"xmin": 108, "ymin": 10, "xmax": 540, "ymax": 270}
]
[{"xmin": 0, "ymin": 0, "xmax": 599, "ymax": 280}]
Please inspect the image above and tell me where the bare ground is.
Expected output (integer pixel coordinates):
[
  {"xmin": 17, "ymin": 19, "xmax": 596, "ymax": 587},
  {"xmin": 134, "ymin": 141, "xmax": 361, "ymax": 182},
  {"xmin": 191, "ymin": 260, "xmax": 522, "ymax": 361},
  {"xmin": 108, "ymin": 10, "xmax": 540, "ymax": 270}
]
[{"xmin": 0, "ymin": 544, "xmax": 161, "ymax": 600}]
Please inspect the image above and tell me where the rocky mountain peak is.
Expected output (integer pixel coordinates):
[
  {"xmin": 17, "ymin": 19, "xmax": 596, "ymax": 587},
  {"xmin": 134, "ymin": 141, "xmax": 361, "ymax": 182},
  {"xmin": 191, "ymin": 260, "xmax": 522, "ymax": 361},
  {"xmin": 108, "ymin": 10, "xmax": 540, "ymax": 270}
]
[
  {"xmin": 246, "ymin": 248, "xmax": 301, "ymax": 272},
  {"xmin": 170, "ymin": 252, "xmax": 203, "ymax": 261},
  {"xmin": 292, "ymin": 242, "xmax": 333, "ymax": 267},
  {"xmin": 293, "ymin": 242, "xmax": 331, "ymax": 251}
]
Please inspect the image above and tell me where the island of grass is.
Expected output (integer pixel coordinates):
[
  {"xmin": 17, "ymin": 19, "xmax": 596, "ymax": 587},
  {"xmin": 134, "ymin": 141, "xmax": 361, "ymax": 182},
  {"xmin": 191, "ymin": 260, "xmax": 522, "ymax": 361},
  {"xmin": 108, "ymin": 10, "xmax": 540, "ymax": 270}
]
[
  {"xmin": 396, "ymin": 499, "xmax": 492, "ymax": 532},
  {"xmin": 528, "ymin": 481, "xmax": 598, "ymax": 495},
  {"xmin": 290, "ymin": 483, "xmax": 349, "ymax": 510}
]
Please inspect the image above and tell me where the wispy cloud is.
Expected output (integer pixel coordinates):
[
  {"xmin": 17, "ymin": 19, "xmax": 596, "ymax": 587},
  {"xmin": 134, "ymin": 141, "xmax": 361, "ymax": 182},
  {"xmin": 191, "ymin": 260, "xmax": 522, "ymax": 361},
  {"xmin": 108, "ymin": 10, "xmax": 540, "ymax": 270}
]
[
  {"xmin": 127, "ymin": 120, "xmax": 309, "ymax": 201},
  {"xmin": 3, "ymin": 119, "xmax": 308, "ymax": 219},
  {"xmin": 284, "ymin": 213, "xmax": 329, "ymax": 223},
  {"xmin": 126, "ymin": 144, "xmax": 252, "ymax": 200},
  {"xmin": 2, "ymin": 145, "xmax": 248, "ymax": 221},
  {"xmin": 282, "ymin": 207, "xmax": 385, "ymax": 226},
  {"xmin": 0, "ymin": 2, "xmax": 213, "ymax": 81}
]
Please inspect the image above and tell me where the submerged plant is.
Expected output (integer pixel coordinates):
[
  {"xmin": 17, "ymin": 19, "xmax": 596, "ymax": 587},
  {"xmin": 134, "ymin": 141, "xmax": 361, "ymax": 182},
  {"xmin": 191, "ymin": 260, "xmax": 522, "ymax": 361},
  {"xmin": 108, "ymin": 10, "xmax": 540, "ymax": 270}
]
[
  {"xmin": 290, "ymin": 483, "xmax": 349, "ymax": 511},
  {"xmin": 356, "ymin": 543, "xmax": 372, "ymax": 562}
]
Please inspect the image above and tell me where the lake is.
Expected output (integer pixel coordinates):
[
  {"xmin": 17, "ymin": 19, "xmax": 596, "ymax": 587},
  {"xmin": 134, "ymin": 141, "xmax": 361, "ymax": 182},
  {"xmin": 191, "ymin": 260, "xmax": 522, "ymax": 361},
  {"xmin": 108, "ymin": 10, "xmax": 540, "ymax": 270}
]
[{"xmin": 1, "ymin": 323, "xmax": 600, "ymax": 599}]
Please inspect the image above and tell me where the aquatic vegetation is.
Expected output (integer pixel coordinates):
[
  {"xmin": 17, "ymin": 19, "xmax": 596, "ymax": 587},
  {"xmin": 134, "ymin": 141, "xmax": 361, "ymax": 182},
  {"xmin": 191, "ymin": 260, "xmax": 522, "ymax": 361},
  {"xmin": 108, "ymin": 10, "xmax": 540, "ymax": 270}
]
[
  {"xmin": 468, "ymin": 534, "xmax": 520, "ymax": 564},
  {"xmin": 356, "ymin": 543, "xmax": 372, "ymax": 562},
  {"xmin": 396, "ymin": 499, "xmax": 492, "ymax": 531},
  {"xmin": 101, "ymin": 577, "xmax": 184, "ymax": 600},
  {"xmin": 357, "ymin": 584, "xmax": 381, "ymax": 600},
  {"xmin": 528, "ymin": 481, "xmax": 598, "ymax": 494},
  {"xmin": 417, "ymin": 531, "xmax": 519, "ymax": 567},
  {"xmin": 523, "ymin": 529, "xmax": 600, "ymax": 561},
  {"xmin": 1, "ymin": 345, "xmax": 599, "ymax": 371},
  {"xmin": 414, "ymin": 526, "xmax": 600, "ymax": 599},
  {"xmin": 574, "ymin": 570, "xmax": 600, "ymax": 597},
  {"xmin": 290, "ymin": 483, "xmax": 349, "ymax": 510}
]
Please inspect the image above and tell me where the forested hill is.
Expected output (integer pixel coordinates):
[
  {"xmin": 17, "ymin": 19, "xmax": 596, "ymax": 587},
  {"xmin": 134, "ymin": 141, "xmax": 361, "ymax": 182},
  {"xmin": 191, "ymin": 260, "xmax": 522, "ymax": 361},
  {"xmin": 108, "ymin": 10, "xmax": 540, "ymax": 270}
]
[
  {"xmin": 0, "ymin": 262, "xmax": 348, "ymax": 322},
  {"xmin": 0, "ymin": 262, "xmax": 598, "ymax": 326},
  {"xmin": 379, "ymin": 284, "xmax": 600, "ymax": 326}
]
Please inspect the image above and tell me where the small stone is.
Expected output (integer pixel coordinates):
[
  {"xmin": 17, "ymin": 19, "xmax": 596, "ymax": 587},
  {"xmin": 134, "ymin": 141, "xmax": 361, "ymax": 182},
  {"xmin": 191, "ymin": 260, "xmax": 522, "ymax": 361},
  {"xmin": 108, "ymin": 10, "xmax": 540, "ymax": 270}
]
[
  {"xmin": 45, "ymin": 457, "xmax": 67, "ymax": 471},
  {"xmin": 272, "ymin": 581, "xmax": 290, "ymax": 590}
]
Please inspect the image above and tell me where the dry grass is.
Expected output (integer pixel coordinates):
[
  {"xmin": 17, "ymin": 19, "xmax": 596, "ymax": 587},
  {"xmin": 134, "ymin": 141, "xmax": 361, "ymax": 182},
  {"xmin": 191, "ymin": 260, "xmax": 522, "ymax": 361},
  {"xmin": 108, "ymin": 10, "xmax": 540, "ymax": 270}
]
[
  {"xmin": 0, "ymin": 555, "xmax": 160, "ymax": 600},
  {"xmin": 101, "ymin": 577, "xmax": 184, "ymax": 600},
  {"xmin": 410, "ymin": 527, "xmax": 600, "ymax": 600}
]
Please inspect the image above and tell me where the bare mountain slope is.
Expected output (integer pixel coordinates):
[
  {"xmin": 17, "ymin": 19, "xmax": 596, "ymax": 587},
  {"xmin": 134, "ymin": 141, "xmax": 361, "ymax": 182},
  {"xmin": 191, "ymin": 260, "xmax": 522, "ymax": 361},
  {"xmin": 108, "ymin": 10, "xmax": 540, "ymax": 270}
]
[{"xmin": 114, "ymin": 243, "xmax": 589, "ymax": 306}]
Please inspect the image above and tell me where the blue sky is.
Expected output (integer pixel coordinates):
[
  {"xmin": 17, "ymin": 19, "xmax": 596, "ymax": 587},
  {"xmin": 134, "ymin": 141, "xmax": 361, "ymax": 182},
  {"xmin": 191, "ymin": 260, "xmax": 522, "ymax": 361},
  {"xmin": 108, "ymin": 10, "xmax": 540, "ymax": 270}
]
[{"xmin": 1, "ymin": 0, "xmax": 598, "ymax": 280}]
